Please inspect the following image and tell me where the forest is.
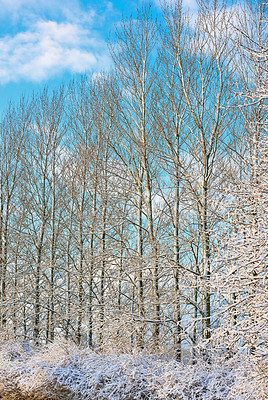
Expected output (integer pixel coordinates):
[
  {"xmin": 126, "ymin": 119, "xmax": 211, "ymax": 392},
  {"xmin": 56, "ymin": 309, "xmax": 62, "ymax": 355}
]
[{"xmin": 0, "ymin": 0, "xmax": 267, "ymax": 398}]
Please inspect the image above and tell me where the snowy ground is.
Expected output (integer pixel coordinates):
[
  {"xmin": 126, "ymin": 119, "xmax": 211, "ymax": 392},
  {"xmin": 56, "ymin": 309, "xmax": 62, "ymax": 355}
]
[{"xmin": 0, "ymin": 339, "xmax": 266, "ymax": 399}]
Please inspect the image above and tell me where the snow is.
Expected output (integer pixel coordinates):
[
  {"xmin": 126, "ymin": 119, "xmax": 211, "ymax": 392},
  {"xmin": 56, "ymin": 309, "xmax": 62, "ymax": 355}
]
[{"xmin": 0, "ymin": 339, "xmax": 266, "ymax": 399}]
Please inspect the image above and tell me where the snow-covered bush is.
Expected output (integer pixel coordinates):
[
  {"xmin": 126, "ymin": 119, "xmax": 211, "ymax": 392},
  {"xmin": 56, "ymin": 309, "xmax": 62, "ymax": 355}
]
[{"xmin": 0, "ymin": 338, "xmax": 260, "ymax": 400}]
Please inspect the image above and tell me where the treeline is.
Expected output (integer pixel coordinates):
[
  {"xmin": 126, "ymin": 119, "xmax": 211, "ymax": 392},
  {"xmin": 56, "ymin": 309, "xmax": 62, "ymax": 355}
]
[{"xmin": 0, "ymin": 0, "xmax": 267, "ymax": 364}]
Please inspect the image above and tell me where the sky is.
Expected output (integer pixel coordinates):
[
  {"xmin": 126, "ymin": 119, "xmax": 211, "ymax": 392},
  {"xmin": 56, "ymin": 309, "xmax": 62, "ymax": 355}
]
[{"xmin": 0, "ymin": 0, "xmax": 199, "ymax": 115}]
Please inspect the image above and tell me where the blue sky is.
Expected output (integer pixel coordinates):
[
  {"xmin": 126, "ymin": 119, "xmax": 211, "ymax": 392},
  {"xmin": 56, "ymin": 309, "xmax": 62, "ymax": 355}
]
[{"xmin": 0, "ymin": 0, "xmax": 198, "ymax": 114}]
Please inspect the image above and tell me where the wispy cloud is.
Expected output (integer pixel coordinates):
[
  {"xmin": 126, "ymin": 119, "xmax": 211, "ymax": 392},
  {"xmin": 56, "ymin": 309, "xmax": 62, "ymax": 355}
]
[
  {"xmin": 0, "ymin": 0, "xmax": 111, "ymax": 84},
  {"xmin": 0, "ymin": 0, "xmax": 90, "ymax": 25}
]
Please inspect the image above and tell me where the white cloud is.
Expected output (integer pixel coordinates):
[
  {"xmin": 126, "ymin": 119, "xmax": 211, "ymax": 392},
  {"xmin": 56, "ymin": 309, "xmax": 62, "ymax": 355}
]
[
  {"xmin": 0, "ymin": 0, "xmax": 113, "ymax": 84},
  {"xmin": 0, "ymin": 21, "xmax": 110, "ymax": 84}
]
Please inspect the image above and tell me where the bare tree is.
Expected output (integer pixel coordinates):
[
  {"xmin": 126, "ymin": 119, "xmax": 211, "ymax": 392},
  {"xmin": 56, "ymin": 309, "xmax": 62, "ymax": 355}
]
[
  {"xmin": 109, "ymin": 6, "xmax": 164, "ymax": 348},
  {"xmin": 0, "ymin": 98, "xmax": 31, "ymax": 331}
]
